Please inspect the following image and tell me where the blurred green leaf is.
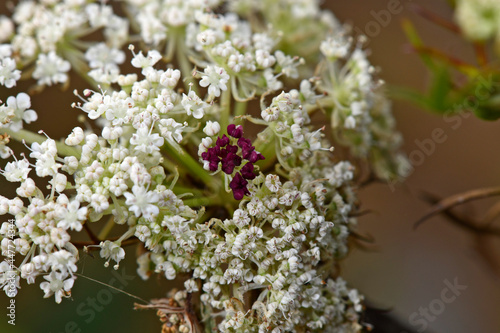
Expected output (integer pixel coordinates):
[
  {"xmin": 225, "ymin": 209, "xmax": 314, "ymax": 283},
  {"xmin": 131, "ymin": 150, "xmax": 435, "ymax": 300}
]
[
  {"xmin": 427, "ymin": 66, "xmax": 453, "ymax": 111},
  {"xmin": 388, "ymin": 85, "xmax": 431, "ymax": 110},
  {"xmin": 475, "ymin": 94, "xmax": 500, "ymax": 120}
]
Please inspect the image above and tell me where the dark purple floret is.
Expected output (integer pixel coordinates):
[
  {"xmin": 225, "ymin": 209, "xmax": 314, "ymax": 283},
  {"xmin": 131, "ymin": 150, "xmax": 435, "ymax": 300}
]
[
  {"xmin": 241, "ymin": 145, "xmax": 254, "ymax": 160},
  {"xmin": 216, "ymin": 134, "xmax": 230, "ymax": 148},
  {"xmin": 229, "ymin": 172, "xmax": 249, "ymax": 200},
  {"xmin": 240, "ymin": 162, "xmax": 256, "ymax": 180},
  {"xmin": 247, "ymin": 150, "xmax": 265, "ymax": 163},
  {"xmin": 208, "ymin": 160, "xmax": 219, "ymax": 171},
  {"xmin": 202, "ymin": 147, "xmax": 221, "ymax": 171},
  {"xmin": 237, "ymin": 137, "xmax": 252, "ymax": 149},
  {"xmin": 226, "ymin": 144, "xmax": 238, "ymax": 154},
  {"xmin": 221, "ymin": 153, "xmax": 242, "ymax": 174},
  {"xmin": 201, "ymin": 123, "xmax": 266, "ymax": 200},
  {"xmin": 227, "ymin": 124, "xmax": 243, "ymax": 138}
]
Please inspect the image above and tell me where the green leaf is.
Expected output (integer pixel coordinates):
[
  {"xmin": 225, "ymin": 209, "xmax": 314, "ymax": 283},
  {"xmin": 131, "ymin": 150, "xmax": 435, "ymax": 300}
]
[
  {"xmin": 427, "ymin": 66, "xmax": 453, "ymax": 111},
  {"xmin": 474, "ymin": 94, "xmax": 500, "ymax": 120},
  {"xmin": 387, "ymin": 85, "xmax": 431, "ymax": 110}
]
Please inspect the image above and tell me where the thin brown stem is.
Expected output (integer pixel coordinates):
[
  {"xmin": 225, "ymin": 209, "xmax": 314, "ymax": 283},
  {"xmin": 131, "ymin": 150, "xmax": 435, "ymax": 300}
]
[
  {"xmin": 83, "ymin": 222, "xmax": 100, "ymax": 244},
  {"xmin": 73, "ymin": 237, "xmax": 140, "ymax": 249},
  {"xmin": 473, "ymin": 42, "xmax": 489, "ymax": 67},
  {"xmin": 409, "ymin": 4, "xmax": 461, "ymax": 34},
  {"xmin": 417, "ymin": 191, "xmax": 500, "ymax": 236}
]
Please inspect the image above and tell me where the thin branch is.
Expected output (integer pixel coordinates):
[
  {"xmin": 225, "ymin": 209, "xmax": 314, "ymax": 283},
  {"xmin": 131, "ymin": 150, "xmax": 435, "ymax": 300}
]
[
  {"xmin": 414, "ymin": 187, "xmax": 500, "ymax": 229},
  {"xmin": 73, "ymin": 237, "xmax": 140, "ymax": 249},
  {"xmin": 473, "ymin": 42, "xmax": 489, "ymax": 67},
  {"xmin": 350, "ymin": 231, "xmax": 375, "ymax": 244},
  {"xmin": 416, "ymin": 191, "xmax": 500, "ymax": 236},
  {"xmin": 409, "ymin": 3, "xmax": 461, "ymax": 34},
  {"xmin": 83, "ymin": 222, "xmax": 100, "ymax": 244},
  {"xmin": 349, "ymin": 209, "xmax": 374, "ymax": 218}
]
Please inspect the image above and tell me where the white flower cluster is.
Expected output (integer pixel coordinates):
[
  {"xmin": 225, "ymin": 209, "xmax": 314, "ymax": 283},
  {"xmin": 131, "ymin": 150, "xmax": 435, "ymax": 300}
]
[
  {"xmin": 0, "ymin": 0, "xmax": 408, "ymax": 331},
  {"xmin": 455, "ymin": 0, "xmax": 500, "ymax": 45},
  {"xmin": 317, "ymin": 34, "xmax": 409, "ymax": 179},
  {"xmin": 0, "ymin": 0, "xmax": 127, "ymax": 87},
  {"xmin": 0, "ymin": 92, "xmax": 37, "ymax": 133}
]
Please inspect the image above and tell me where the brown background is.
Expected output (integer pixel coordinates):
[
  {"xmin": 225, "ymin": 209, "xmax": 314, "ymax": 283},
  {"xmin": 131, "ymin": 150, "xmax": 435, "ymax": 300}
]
[{"xmin": 327, "ymin": 1, "xmax": 500, "ymax": 332}]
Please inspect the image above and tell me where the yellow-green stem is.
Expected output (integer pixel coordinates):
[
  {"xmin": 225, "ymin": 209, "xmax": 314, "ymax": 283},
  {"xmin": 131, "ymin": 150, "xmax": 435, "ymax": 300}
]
[
  {"xmin": 220, "ymin": 86, "xmax": 232, "ymax": 131},
  {"xmin": 183, "ymin": 195, "xmax": 219, "ymax": 207},
  {"xmin": 3, "ymin": 128, "xmax": 81, "ymax": 158},
  {"xmin": 163, "ymin": 143, "xmax": 218, "ymax": 190},
  {"xmin": 176, "ymin": 32, "xmax": 198, "ymax": 95},
  {"xmin": 97, "ymin": 216, "xmax": 116, "ymax": 240},
  {"xmin": 253, "ymin": 127, "xmax": 277, "ymax": 170}
]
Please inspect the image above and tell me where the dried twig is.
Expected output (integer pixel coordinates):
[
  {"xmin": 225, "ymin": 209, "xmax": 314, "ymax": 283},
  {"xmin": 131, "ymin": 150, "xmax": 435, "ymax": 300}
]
[
  {"xmin": 134, "ymin": 294, "xmax": 201, "ymax": 333},
  {"xmin": 414, "ymin": 187, "xmax": 500, "ymax": 230}
]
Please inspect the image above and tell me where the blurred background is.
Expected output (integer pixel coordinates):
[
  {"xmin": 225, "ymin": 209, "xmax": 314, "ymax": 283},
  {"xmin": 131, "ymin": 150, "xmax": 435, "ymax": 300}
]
[
  {"xmin": 1, "ymin": 1, "xmax": 500, "ymax": 332},
  {"xmin": 328, "ymin": 1, "xmax": 500, "ymax": 333}
]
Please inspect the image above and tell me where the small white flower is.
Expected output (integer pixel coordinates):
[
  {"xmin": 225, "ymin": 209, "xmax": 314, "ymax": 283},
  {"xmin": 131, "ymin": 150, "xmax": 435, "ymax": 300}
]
[
  {"xmin": 48, "ymin": 250, "xmax": 78, "ymax": 276},
  {"xmin": 17, "ymin": 178, "xmax": 36, "ymax": 197},
  {"xmin": 159, "ymin": 68, "xmax": 181, "ymax": 88},
  {"xmin": 100, "ymin": 240, "xmax": 126, "ymax": 268},
  {"xmin": 20, "ymin": 263, "xmax": 38, "ymax": 284},
  {"xmin": 350, "ymin": 101, "xmax": 366, "ymax": 116},
  {"xmin": 255, "ymin": 49, "xmax": 276, "ymax": 68},
  {"xmin": 85, "ymin": 42, "xmax": 125, "ymax": 70},
  {"xmin": 2, "ymin": 158, "xmax": 31, "ymax": 182},
  {"xmin": 130, "ymin": 48, "xmax": 162, "ymax": 69},
  {"xmin": 0, "ymin": 16, "xmax": 14, "ymax": 43},
  {"xmin": 130, "ymin": 125, "xmax": 165, "ymax": 154},
  {"xmin": 0, "ymin": 57, "xmax": 20, "ymax": 88},
  {"xmin": 57, "ymin": 200, "xmax": 87, "ymax": 232},
  {"xmin": 158, "ymin": 118, "xmax": 185, "ymax": 144},
  {"xmin": 291, "ymin": 124, "xmax": 304, "ymax": 143},
  {"xmin": 89, "ymin": 193, "xmax": 109, "ymax": 213},
  {"xmin": 198, "ymin": 137, "xmax": 213, "ymax": 156},
  {"xmin": 455, "ymin": 0, "xmax": 500, "ymax": 41},
  {"xmin": 203, "ymin": 121, "xmax": 221, "ymax": 136},
  {"xmin": 33, "ymin": 52, "xmax": 71, "ymax": 86},
  {"xmin": 265, "ymin": 174, "xmax": 282, "ymax": 193},
  {"xmin": 261, "ymin": 106, "xmax": 280, "ymax": 122},
  {"xmin": 320, "ymin": 35, "xmax": 351, "ymax": 59},
  {"xmin": 65, "ymin": 127, "xmax": 85, "ymax": 146},
  {"xmin": 39, "ymin": 271, "xmax": 75, "ymax": 304},
  {"xmin": 0, "ymin": 92, "xmax": 37, "ymax": 132},
  {"xmin": 199, "ymin": 65, "xmax": 229, "ymax": 98},
  {"xmin": 135, "ymin": 225, "xmax": 151, "ymax": 243},
  {"xmin": 160, "ymin": 261, "xmax": 176, "ymax": 280},
  {"xmin": 124, "ymin": 185, "xmax": 160, "ymax": 219},
  {"xmin": 102, "ymin": 126, "xmax": 123, "ymax": 141},
  {"xmin": 0, "ymin": 262, "xmax": 20, "ymax": 297},
  {"xmin": 344, "ymin": 115, "xmax": 356, "ymax": 129},
  {"xmin": 182, "ymin": 90, "xmax": 207, "ymax": 119},
  {"xmin": 50, "ymin": 227, "xmax": 71, "ymax": 248},
  {"xmin": 184, "ymin": 279, "xmax": 199, "ymax": 292},
  {"xmin": 52, "ymin": 173, "xmax": 67, "ymax": 193},
  {"xmin": 233, "ymin": 209, "xmax": 250, "ymax": 228},
  {"xmin": 197, "ymin": 29, "xmax": 219, "ymax": 46}
]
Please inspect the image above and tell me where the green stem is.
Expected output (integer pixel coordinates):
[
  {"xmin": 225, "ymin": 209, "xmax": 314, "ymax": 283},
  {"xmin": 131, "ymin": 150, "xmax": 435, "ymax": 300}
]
[
  {"xmin": 59, "ymin": 45, "xmax": 97, "ymax": 89},
  {"xmin": 3, "ymin": 128, "xmax": 81, "ymax": 158},
  {"xmin": 176, "ymin": 32, "xmax": 198, "ymax": 94},
  {"xmin": 163, "ymin": 143, "xmax": 217, "ymax": 190},
  {"xmin": 220, "ymin": 85, "xmax": 232, "ymax": 131},
  {"xmin": 234, "ymin": 100, "xmax": 248, "ymax": 124},
  {"xmin": 253, "ymin": 127, "xmax": 277, "ymax": 170},
  {"xmin": 172, "ymin": 185, "xmax": 204, "ymax": 196},
  {"xmin": 97, "ymin": 216, "xmax": 116, "ymax": 240},
  {"xmin": 183, "ymin": 195, "xmax": 220, "ymax": 207},
  {"xmin": 161, "ymin": 155, "xmax": 178, "ymax": 174}
]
